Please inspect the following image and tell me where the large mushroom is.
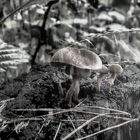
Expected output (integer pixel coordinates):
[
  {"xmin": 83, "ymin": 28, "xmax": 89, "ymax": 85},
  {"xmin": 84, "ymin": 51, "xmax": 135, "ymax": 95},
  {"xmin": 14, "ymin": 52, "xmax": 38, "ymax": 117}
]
[{"xmin": 51, "ymin": 47, "xmax": 102, "ymax": 107}]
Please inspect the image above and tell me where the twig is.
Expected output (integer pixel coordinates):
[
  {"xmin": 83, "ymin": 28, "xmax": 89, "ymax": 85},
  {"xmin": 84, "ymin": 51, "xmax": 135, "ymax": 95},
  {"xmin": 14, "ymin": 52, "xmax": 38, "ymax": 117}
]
[
  {"xmin": 62, "ymin": 113, "xmax": 124, "ymax": 140},
  {"xmin": 13, "ymin": 107, "xmax": 130, "ymax": 122},
  {"xmin": 43, "ymin": 108, "xmax": 75, "ymax": 116},
  {"xmin": 81, "ymin": 105, "xmax": 131, "ymax": 116},
  {"xmin": 0, "ymin": 98, "xmax": 15, "ymax": 103},
  {"xmin": 35, "ymin": 120, "xmax": 51, "ymax": 140},
  {"xmin": 13, "ymin": 108, "xmax": 77, "ymax": 118},
  {"xmin": 28, "ymin": 109, "xmax": 131, "ymax": 121},
  {"xmin": 62, "ymin": 119, "xmax": 99, "ymax": 123},
  {"xmin": 4, "ymin": 111, "xmax": 130, "ymax": 126},
  {"xmin": 5, "ymin": 117, "xmax": 44, "ymax": 124},
  {"xmin": 13, "ymin": 108, "xmax": 65, "ymax": 112},
  {"xmin": 53, "ymin": 122, "xmax": 62, "ymax": 140},
  {"xmin": 38, "ymin": 123, "xmax": 45, "ymax": 134},
  {"xmin": 76, "ymin": 117, "xmax": 140, "ymax": 140},
  {"xmin": 63, "ymin": 119, "xmax": 99, "ymax": 122},
  {"xmin": 68, "ymin": 116, "xmax": 81, "ymax": 138},
  {"xmin": 74, "ymin": 98, "xmax": 87, "ymax": 108},
  {"xmin": 73, "ymin": 110, "xmax": 131, "ymax": 121}
]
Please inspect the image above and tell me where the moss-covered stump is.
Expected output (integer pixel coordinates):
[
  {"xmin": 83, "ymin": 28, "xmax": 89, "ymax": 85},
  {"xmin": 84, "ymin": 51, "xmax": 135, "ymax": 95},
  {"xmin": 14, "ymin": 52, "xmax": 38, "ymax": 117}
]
[{"xmin": 0, "ymin": 63, "xmax": 140, "ymax": 140}]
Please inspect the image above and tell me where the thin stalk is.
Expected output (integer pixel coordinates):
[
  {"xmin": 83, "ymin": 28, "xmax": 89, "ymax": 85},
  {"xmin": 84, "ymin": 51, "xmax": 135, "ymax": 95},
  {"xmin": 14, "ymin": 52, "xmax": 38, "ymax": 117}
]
[{"xmin": 81, "ymin": 105, "xmax": 131, "ymax": 116}]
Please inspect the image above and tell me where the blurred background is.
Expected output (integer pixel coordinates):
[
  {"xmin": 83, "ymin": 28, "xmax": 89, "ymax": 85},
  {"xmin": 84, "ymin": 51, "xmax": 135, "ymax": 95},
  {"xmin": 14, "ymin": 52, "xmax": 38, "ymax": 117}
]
[{"xmin": 0, "ymin": 0, "xmax": 140, "ymax": 82}]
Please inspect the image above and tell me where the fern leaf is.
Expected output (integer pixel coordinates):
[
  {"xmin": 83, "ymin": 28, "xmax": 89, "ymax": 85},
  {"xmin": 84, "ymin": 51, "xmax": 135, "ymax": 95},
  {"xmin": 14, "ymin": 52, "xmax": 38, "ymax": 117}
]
[
  {"xmin": 0, "ymin": 49, "xmax": 19, "ymax": 54},
  {"xmin": 0, "ymin": 39, "xmax": 30, "ymax": 70}
]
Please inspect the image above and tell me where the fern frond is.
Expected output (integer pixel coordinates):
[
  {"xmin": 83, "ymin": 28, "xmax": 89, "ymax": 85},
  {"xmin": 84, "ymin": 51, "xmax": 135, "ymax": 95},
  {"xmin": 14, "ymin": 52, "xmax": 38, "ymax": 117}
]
[
  {"xmin": 0, "ymin": 53, "xmax": 29, "ymax": 60},
  {"xmin": 0, "ymin": 49, "xmax": 19, "ymax": 54},
  {"xmin": 0, "ymin": 39, "xmax": 30, "ymax": 70},
  {"xmin": 0, "ymin": 59, "xmax": 29, "ymax": 66}
]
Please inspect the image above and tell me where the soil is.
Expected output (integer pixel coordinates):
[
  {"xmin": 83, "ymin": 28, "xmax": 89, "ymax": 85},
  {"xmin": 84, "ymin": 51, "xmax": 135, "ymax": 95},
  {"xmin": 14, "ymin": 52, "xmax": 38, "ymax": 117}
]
[{"xmin": 0, "ymin": 63, "xmax": 140, "ymax": 140}]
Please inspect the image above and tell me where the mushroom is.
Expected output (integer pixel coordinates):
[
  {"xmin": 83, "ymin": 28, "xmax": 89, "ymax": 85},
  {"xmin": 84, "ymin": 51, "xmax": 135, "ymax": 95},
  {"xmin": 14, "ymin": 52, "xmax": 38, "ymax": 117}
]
[
  {"xmin": 51, "ymin": 47, "xmax": 102, "ymax": 107},
  {"xmin": 108, "ymin": 64, "xmax": 123, "ymax": 84},
  {"xmin": 96, "ymin": 64, "xmax": 123, "ymax": 92},
  {"xmin": 108, "ymin": 64, "xmax": 123, "ymax": 91}
]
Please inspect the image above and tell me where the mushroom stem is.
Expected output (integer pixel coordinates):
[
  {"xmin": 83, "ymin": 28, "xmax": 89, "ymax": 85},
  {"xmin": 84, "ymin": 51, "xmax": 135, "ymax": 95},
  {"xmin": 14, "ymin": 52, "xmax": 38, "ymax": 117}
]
[
  {"xmin": 109, "ymin": 73, "xmax": 116, "ymax": 85},
  {"xmin": 107, "ymin": 64, "xmax": 123, "ymax": 92},
  {"xmin": 65, "ymin": 67, "xmax": 91, "ymax": 107},
  {"xmin": 96, "ymin": 65, "xmax": 109, "ymax": 92},
  {"xmin": 97, "ymin": 73, "xmax": 105, "ymax": 92},
  {"xmin": 108, "ymin": 73, "xmax": 116, "ymax": 92},
  {"xmin": 65, "ymin": 76, "xmax": 80, "ymax": 106},
  {"xmin": 57, "ymin": 82, "xmax": 63, "ymax": 97},
  {"xmin": 72, "ymin": 77, "xmax": 80, "ymax": 104}
]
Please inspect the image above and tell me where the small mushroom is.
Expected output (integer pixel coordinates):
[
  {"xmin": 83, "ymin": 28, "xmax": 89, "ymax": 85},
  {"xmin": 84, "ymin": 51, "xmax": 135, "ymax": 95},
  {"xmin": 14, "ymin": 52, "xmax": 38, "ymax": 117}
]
[
  {"xmin": 108, "ymin": 64, "xmax": 123, "ymax": 91},
  {"xmin": 96, "ymin": 64, "xmax": 123, "ymax": 92},
  {"xmin": 51, "ymin": 47, "xmax": 102, "ymax": 107}
]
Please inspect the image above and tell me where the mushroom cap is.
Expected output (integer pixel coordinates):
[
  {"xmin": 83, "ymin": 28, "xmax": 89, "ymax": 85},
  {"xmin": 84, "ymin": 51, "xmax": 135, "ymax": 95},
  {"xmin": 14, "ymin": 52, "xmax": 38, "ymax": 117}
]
[
  {"xmin": 51, "ymin": 47, "xmax": 102, "ymax": 70},
  {"xmin": 108, "ymin": 64, "xmax": 123, "ymax": 74}
]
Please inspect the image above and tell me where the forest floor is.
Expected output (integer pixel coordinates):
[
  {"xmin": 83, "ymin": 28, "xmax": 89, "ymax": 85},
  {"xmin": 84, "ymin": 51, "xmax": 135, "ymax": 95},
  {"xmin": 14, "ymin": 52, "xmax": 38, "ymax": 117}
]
[{"xmin": 0, "ymin": 62, "xmax": 140, "ymax": 139}]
